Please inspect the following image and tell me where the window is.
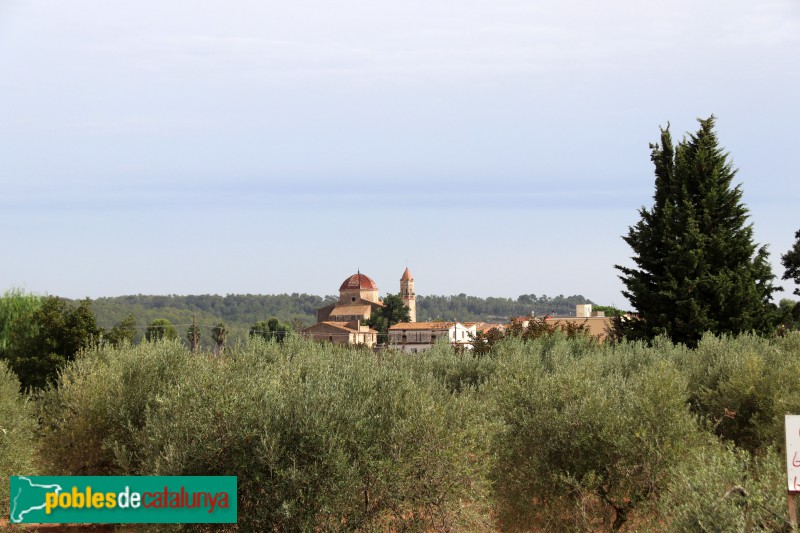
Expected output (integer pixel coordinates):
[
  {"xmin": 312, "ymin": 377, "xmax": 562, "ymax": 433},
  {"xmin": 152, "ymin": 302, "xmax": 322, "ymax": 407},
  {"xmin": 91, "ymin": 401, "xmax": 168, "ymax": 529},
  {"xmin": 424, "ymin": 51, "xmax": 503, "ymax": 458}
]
[{"xmin": 351, "ymin": 296, "xmax": 356, "ymax": 302}]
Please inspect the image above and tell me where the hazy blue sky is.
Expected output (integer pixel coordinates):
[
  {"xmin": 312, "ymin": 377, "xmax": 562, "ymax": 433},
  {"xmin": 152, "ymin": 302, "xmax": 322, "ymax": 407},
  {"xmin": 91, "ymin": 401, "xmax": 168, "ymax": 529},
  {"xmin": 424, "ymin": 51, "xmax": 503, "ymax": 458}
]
[{"xmin": 1, "ymin": 0, "xmax": 798, "ymax": 307}]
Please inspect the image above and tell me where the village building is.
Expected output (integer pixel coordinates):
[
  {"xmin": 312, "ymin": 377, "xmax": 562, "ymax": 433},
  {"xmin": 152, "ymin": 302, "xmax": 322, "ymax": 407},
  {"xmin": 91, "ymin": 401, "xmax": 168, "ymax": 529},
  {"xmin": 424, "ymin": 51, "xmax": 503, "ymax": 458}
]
[
  {"xmin": 513, "ymin": 304, "xmax": 613, "ymax": 340},
  {"xmin": 388, "ymin": 321, "xmax": 476, "ymax": 353},
  {"xmin": 315, "ymin": 272, "xmax": 384, "ymax": 323},
  {"xmin": 302, "ymin": 273, "xmax": 608, "ymax": 349},
  {"xmin": 469, "ymin": 322, "xmax": 506, "ymax": 335},
  {"xmin": 303, "ymin": 269, "xmax": 417, "ymax": 347},
  {"xmin": 301, "ymin": 320, "xmax": 379, "ymax": 346},
  {"xmin": 545, "ymin": 304, "xmax": 612, "ymax": 338}
]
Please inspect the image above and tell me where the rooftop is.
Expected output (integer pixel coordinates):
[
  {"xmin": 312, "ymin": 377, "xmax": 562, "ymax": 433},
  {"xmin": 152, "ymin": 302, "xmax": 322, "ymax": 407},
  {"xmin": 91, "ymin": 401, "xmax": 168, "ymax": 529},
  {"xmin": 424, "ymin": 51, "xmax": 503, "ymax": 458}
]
[
  {"xmin": 339, "ymin": 273, "xmax": 378, "ymax": 291},
  {"xmin": 389, "ymin": 321, "xmax": 467, "ymax": 331}
]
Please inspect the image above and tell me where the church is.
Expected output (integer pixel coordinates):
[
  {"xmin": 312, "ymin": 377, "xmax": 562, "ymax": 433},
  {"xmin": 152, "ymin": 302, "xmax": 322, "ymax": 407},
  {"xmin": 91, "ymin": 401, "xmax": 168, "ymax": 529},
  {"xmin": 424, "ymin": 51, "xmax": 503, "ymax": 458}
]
[{"xmin": 301, "ymin": 268, "xmax": 416, "ymax": 347}]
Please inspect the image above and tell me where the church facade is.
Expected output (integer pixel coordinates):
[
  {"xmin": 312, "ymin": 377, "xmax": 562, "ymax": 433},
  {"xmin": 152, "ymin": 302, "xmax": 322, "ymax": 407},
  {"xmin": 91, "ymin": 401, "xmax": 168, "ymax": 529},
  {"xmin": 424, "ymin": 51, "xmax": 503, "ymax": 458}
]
[
  {"xmin": 302, "ymin": 269, "xmax": 417, "ymax": 347},
  {"xmin": 315, "ymin": 272, "xmax": 384, "ymax": 324}
]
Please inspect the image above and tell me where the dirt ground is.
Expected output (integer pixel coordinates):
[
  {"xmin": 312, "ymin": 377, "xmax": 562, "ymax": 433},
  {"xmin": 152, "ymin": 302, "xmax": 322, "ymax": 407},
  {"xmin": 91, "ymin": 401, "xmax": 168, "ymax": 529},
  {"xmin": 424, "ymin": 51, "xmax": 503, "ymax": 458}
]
[{"xmin": 0, "ymin": 520, "xmax": 144, "ymax": 532}]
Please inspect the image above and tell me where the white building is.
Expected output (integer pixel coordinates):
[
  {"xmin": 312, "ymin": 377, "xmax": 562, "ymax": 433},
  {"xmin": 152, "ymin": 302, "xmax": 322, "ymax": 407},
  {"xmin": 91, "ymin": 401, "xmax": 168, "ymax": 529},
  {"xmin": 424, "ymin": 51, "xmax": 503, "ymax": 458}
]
[{"xmin": 388, "ymin": 321, "xmax": 476, "ymax": 353}]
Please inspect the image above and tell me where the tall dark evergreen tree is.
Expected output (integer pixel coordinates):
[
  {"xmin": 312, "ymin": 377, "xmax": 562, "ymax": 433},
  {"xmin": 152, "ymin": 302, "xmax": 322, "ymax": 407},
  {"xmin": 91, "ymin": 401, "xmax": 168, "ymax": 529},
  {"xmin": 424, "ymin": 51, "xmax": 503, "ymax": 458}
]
[
  {"xmin": 616, "ymin": 116, "xmax": 778, "ymax": 346},
  {"xmin": 782, "ymin": 229, "xmax": 800, "ymax": 296}
]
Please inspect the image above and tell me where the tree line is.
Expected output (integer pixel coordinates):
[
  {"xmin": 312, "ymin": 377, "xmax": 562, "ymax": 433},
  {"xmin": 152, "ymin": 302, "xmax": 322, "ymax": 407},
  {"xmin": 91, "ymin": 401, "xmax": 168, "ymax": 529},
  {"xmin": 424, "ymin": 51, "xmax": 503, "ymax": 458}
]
[
  {"xmin": 0, "ymin": 292, "xmax": 295, "ymax": 391},
  {"xmin": 417, "ymin": 293, "xmax": 593, "ymax": 321},
  {"xmin": 0, "ymin": 289, "xmax": 597, "ymax": 391},
  {"xmin": 86, "ymin": 292, "xmax": 596, "ymax": 332}
]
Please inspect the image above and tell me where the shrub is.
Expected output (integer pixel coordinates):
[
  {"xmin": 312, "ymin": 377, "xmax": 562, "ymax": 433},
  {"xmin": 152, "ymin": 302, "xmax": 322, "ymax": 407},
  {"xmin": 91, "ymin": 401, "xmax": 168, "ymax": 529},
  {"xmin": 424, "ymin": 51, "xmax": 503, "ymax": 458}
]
[
  {"xmin": 40, "ymin": 336, "xmax": 496, "ymax": 531},
  {"xmin": 38, "ymin": 339, "xmax": 191, "ymax": 475},
  {"xmin": 489, "ymin": 336, "xmax": 701, "ymax": 531},
  {"xmin": 660, "ymin": 441, "xmax": 788, "ymax": 532},
  {"xmin": 0, "ymin": 360, "xmax": 37, "ymax": 510},
  {"xmin": 0, "ymin": 287, "xmax": 42, "ymax": 356},
  {"xmin": 678, "ymin": 333, "xmax": 800, "ymax": 453},
  {"xmin": 415, "ymin": 338, "xmax": 499, "ymax": 393},
  {"xmin": 151, "ymin": 339, "xmax": 493, "ymax": 530},
  {"xmin": 36, "ymin": 331, "xmax": 800, "ymax": 530}
]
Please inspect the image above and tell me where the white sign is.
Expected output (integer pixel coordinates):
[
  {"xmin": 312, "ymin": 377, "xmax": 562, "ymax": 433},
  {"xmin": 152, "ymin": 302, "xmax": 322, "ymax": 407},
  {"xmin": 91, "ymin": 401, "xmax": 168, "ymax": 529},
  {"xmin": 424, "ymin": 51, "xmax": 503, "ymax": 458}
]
[{"xmin": 786, "ymin": 415, "xmax": 800, "ymax": 492}]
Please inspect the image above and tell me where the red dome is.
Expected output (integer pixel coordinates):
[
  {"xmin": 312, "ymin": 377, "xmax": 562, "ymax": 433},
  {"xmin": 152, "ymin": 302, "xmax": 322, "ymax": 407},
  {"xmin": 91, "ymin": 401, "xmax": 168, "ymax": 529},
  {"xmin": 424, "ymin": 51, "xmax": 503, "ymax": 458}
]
[{"xmin": 339, "ymin": 273, "xmax": 378, "ymax": 291}]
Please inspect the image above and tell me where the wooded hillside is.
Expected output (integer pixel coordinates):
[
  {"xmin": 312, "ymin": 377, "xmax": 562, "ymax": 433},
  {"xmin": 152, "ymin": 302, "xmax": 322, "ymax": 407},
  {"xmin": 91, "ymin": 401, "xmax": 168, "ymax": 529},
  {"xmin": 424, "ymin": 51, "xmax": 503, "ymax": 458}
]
[{"xmin": 84, "ymin": 292, "xmax": 596, "ymax": 343}]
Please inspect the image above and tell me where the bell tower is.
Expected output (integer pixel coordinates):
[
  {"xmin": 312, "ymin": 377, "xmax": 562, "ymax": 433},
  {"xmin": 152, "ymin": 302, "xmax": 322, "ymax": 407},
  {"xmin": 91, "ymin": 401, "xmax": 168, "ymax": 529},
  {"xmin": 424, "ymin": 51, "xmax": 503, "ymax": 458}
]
[{"xmin": 400, "ymin": 267, "xmax": 416, "ymax": 323}]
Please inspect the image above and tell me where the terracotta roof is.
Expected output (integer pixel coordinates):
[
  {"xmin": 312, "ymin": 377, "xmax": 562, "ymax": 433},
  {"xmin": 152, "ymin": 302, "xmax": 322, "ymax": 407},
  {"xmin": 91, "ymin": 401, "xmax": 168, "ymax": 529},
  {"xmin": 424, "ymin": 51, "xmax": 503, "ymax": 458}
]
[
  {"xmin": 329, "ymin": 305, "xmax": 372, "ymax": 316},
  {"xmin": 545, "ymin": 316, "xmax": 612, "ymax": 337},
  {"xmin": 303, "ymin": 321, "xmax": 379, "ymax": 333},
  {"xmin": 339, "ymin": 273, "xmax": 378, "ymax": 291},
  {"xmin": 302, "ymin": 322, "xmax": 356, "ymax": 333},
  {"xmin": 472, "ymin": 322, "xmax": 505, "ymax": 333},
  {"xmin": 389, "ymin": 321, "xmax": 461, "ymax": 331},
  {"xmin": 400, "ymin": 267, "xmax": 413, "ymax": 281}
]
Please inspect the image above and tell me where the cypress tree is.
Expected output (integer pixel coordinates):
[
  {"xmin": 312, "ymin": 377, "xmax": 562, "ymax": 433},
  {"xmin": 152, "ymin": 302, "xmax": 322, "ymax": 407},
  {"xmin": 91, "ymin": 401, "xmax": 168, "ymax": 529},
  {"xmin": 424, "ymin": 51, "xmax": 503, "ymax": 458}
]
[
  {"xmin": 616, "ymin": 116, "xmax": 778, "ymax": 346},
  {"xmin": 782, "ymin": 229, "xmax": 800, "ymax": 296}
]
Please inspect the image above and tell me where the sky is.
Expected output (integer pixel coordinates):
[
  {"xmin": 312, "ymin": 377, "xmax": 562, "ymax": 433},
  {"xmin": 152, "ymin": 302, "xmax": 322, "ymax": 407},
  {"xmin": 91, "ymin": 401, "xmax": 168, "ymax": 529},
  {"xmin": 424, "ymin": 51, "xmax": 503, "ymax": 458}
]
[{"xmin": 1, "ymin": 0, "xmax": 799, "ymax": 307}]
